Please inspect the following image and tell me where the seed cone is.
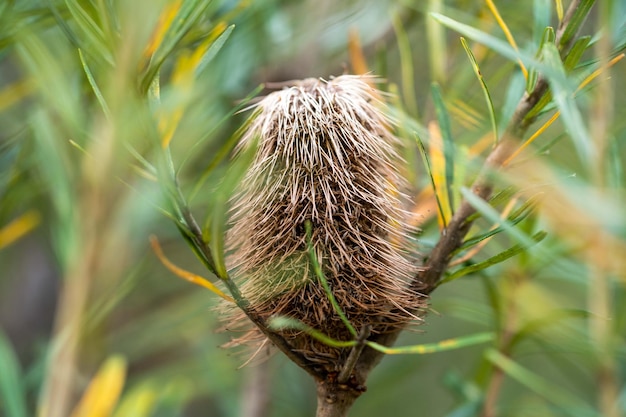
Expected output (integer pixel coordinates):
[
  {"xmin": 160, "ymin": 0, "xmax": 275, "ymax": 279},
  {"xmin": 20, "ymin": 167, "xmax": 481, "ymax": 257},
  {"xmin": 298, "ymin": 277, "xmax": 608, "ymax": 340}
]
[{"xmin": 222, "ymin": 75, "xmax": 425, "ymax": 371}]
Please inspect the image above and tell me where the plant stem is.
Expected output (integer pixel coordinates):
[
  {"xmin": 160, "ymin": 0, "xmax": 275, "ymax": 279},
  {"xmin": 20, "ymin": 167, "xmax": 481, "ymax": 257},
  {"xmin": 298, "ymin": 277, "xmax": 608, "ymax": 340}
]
[
  {"xmin": 337, "ymin": 325, "xmax": 371, "ymax": 384},
  {"xmin": 315, "ymin": 381, "xmax": 361, "ymax": 417},
  {"xmin": 481, "ymin": 278, "xmax": 519, "ymax": 417}
]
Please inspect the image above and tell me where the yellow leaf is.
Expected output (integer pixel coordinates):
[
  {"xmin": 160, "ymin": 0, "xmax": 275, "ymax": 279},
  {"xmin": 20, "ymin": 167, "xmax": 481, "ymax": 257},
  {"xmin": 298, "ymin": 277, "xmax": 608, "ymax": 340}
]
[
  {"xmin": 150, "ymin": 235, "xmax": 234, "ymax": 302},
  {"xmin": 348, "ymin": 28, "xmax": 369, "ymax": 75},
  {"xmin": 485, "ymin": 0, "xmax": 528, "ymax": 80},
  {"xmin": 428, "ymin": 122, "xmax": 452, "ymax": 229},
  {"xmin": 69, "ymin": 356, "xmax": 127, "ymax": 417},
  {"xmin": 158, "ymin": 106, "xmax": 184, "ymax": 149},
  {"xmin": 0, "ymin": 211, "xmax": 40, "ymax": 250},
  {"xmin": 504, "ymin": 111, "xmax": 560, "ymax": 166},
  {"xmin": 555, "ymin": 0, "xmax": 564, "ymax": 23},
  {"xmin": 576, "ymin": 53, "xmax": 624, "ymax": 92},
  {"xmin": 143, "ymin": 0, "xmax": 183, "ymax": 62},
  {"xmin": 112, "ymin": 386, "xmax": 157, "ymax": 417}
]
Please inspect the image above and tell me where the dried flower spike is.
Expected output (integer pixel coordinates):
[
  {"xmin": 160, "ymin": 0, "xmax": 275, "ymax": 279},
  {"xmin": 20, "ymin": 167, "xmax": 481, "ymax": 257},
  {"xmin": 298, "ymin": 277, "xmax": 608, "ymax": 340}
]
[{"xmin": 223, "ymin": 75, "xmax": 424, "ymax": 371}]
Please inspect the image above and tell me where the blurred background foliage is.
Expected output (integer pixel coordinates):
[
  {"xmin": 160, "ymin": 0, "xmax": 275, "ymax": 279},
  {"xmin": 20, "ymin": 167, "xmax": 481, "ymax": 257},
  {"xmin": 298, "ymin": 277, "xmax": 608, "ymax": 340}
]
[{"xmin": 0, "ymin": 0, "xmax": 624, "ymax": 416}]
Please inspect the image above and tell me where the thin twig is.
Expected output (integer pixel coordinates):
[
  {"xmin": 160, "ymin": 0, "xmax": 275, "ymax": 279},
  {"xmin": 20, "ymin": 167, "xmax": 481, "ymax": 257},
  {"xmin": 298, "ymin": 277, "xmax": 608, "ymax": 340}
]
[{"xmin": 337, "ymin": 325, "xmax": 371, "ymax": 385}]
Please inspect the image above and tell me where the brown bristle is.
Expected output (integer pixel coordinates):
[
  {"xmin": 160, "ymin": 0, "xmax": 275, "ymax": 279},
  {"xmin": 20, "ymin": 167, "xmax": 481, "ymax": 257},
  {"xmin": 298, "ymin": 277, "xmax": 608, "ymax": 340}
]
[{"xmin": 221, "ymin": 75, "xmax": 426, "ymax": 372}]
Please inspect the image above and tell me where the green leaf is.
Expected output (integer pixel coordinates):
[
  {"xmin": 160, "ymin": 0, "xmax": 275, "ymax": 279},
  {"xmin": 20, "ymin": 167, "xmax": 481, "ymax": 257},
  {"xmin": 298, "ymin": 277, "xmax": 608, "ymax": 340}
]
[
  {"xmin": 460, "ymin": 38, "xmax": 498, "ymax": 143},
  {"xmin": 485, "ymin": 349, "xmax": 599, "ymax": 416},
  {"xmin": 523, "ymin": 89, "xmax": 553, "ymax": 121},
  {"xmin": 78, "ymin": 48, "xmax": 111, "ymax": 119},
  {"xmin": 508, "ymin": 309, "xmax": 591, "ymax": 350},
  {"xmin": 460, "ymin": 187, "xmax": 538, "ymax": 248},
  {"xmin": 527, "ymin": 26, "xmax": 555, "ymax": 92},
  {"xmin": 305, "ymin": 220, "xmax": 357, "ymax": 337},
  {"xmin": 431, "ymin": 83, "xmax": 456, "ymax": 212},
  {"xmin": 457, "ymin": 197, "xmax": 538, "ymax": 255},
  {"xmin": 415, "ymin": 132, "xmax": 448, "ymax": 227},
  {"xmin": 558, "ymin": 0, "xmax": 596, "ymax": 50},
  {"xmin": 63, "ymin": 0, "xmax": 114, "ymax": 65},
  {"xmin": 541, "ymin": 42, "xmax": 593, "ymax": 166},
  {"xmin": 442, "ymin": 231, "xmax": 547, "ymax": 284},
  {"xmin": 194, "ymin": 24, "xmax": 235, "ymax": 77},
  {"xmin": 532, "ymin": 0, "xmax": 552, "ymax": 44},
  {"xmin": 392, "ymin": 12, "xmax": 419, "ymax": 117},
  {"xmin": 366, "ymin": 332, "xmax": 494, "ymax": 355},
  {"xmin": 0, "ymin": 330, "xmax": 27, "ymax": 417},
  {"xmin": 268, "ymin": 316, "xmax": 356, "ymax": 349},
  {"xmin": 140, "ymin": 1, "xmax": 212, "ymax": 94},
  {"xmin": 497, "ymin": 71, "xmax": 526, "ymax": 136},
  {"xmin": 563, "ymin": 35, "xmax": 591, "ymax": 71},
  {"xmin": 205, "ymin": 136, "xmax": 257, "ymax": 279},
  {"xmin": 430, "ymin": 12, "xmax": 566, "ymax": 82}
]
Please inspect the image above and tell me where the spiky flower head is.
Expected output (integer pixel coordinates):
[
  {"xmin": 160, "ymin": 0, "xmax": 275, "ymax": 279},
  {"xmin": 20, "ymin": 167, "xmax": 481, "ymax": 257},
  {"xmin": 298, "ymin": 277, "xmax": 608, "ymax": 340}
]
[{"xmin": 223, "ymin": 75, "xmax": 424, "ymax": 371}]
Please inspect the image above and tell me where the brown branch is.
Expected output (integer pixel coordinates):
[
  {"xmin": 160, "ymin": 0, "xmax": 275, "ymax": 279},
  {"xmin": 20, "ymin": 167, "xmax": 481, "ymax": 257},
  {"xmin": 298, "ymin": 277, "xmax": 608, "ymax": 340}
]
[{"xmin": 337, "ymin": 325, "xmax": 371, "ymax": 384}]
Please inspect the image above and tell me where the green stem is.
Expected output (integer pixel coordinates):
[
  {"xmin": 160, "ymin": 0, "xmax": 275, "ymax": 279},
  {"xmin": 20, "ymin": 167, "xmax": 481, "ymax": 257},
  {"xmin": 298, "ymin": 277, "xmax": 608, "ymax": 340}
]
[{"xmin": 305, "ymin": 220, "xmax": 357, "ymax": 338}]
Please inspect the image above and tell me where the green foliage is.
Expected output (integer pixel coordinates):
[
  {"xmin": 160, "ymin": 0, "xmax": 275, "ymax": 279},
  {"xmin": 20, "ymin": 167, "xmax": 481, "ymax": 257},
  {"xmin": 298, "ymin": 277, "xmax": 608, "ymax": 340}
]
[{"xmin": 0, "ymin": 1, "xmax": 624, "ymax": 416}]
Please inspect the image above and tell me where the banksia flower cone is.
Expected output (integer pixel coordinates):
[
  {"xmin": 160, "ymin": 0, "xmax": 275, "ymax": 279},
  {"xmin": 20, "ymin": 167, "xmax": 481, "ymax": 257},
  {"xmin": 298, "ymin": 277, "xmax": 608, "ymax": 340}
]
[{"xmin": 223, "ymin": 75, "xmax": 424, "ymax": 371}]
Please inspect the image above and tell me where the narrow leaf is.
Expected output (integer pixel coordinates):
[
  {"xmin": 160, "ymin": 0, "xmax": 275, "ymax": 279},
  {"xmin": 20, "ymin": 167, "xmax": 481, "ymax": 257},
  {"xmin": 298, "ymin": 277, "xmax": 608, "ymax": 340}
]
[
  {"xmin": 112, "ymin": 385, "xmax": 157, "ymax": 417},
  {"xmin": 69, "ymin": 355, "xmax": 127, "ymax": 417},
  {"xmin": 485, "ymin": 0, "xmax": 528, "ymax": 79},
  {"xmin": 455, "ymin": 198, "xmax": 537, "ymax": 255},
  {"xmin": 63, "ymin": 0, "xmax": 113, "ymax": 65},
  {"xmin": 563, "ymin": 35, "xmax": 591, "ymax": 71},
  {"xmin": 555, "ymin": 0, "xmax": 564, "ymax": 22},
  {"xmin": 461, "ymin": 187, "xmax": 538, "ymax": 248},
  {"xmin": 268, "ymin": 316, "xmax": 356, "ymax": 349},
  {"xmin": 392, "ymin": 13, "xmax": 419, "ymax": 117},
  {"xmin": 541, "ymin": 42, "xmax": 593, "ymax": 166},
  {"xmin": 0, "ymin": 210, "xmax": 40, "ymax": 250},
  {"xmin": 527, "ymin": 26, "xmax": 555, "ymax": 92},
  {"xmin": 460, "ymin": 38, "xmax": 498, "ymax": 143},
  {"xmin": 558, "ymin": 0, "xmax": 596, "ymax": 49},
  {"xmin": 431, "ymin": 85, "xmax": 455, "ymax": 221},
  {"xmin": 367, "ymin": 332, "xmax": 494, "ymax": 355},
  {"xmin": 194, "ymin": 24, "xmax": 235, "ymax": 77},
  {"xmin": 305, "ymin": 220, "xmax": 357, "ymax": 337},
  {"xmin": 78, "ymin": 48, "xmax": 111, "ymax": 119},
  {"xmin": 430, "ymin": 13, "xmax": 560, "ymax": 81},
  {"xmin": 415, "ymin": 132, "xmax": 448, "ymax": 228},
  {"xmin": 505, "ymin": 110, "xmax": 561, "ymax": 166},
  {"xmin": 150, "ymin": 235, "xmax": 234, "ymax": 302},
  {"xmin": 442, "ymin": 231, "xmax": 547, "ymax": 284},
  {"xmin": 141, "ymin": 1, "xmax": 212, "ymax": 93},
  {"xmin": 0, "ymin": 331, "xmax": 27, "ymax": 417},
  {"xmin": 485, "ymin": 349, "xmax": 598, "ymax": 414},
  {"xmin": 508, "ymin": 309, "xmax": 591, "ymax": 350}
]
